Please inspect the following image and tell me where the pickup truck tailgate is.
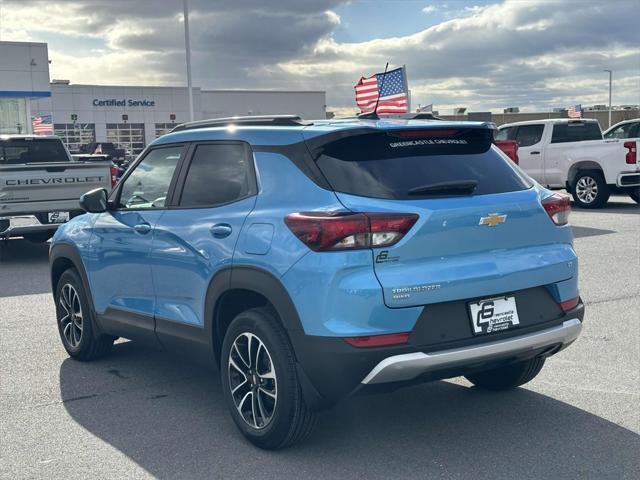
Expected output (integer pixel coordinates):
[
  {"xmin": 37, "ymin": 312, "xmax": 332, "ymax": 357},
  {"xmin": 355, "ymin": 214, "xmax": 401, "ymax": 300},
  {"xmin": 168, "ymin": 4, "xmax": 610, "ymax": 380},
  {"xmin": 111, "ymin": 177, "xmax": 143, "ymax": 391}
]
[{"xmin": 0, "ymin": 163, "xmax": 111, "ymax": 215}]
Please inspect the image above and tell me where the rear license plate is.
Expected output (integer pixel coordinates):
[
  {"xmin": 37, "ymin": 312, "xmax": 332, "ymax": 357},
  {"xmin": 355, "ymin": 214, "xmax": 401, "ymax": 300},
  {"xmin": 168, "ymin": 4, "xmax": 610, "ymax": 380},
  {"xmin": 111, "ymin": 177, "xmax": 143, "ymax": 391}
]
[
  {"xmin": 468, "ymin": 296, "xmax": 520, "ymax": 335},
  {"xmin": 48, "ymin": 211, "xmax": 69, "ymax": 223}
]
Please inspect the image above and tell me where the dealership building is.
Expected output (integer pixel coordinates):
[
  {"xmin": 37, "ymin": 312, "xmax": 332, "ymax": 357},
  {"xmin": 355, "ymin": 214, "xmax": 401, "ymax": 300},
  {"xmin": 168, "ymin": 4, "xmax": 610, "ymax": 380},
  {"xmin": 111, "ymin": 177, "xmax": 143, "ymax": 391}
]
[{"xmin": 1, "ymin": 41, "xmax": 326, "ymax": 155}]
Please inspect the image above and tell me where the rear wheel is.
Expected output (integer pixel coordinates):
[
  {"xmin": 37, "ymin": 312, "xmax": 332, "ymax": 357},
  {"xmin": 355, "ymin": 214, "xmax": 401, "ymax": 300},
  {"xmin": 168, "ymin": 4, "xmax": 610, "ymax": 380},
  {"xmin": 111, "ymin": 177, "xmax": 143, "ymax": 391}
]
[
  {"xmin": 55, "ymin": 269, "xmax": 114, "ymax": 360},
  {"xmin": 628, "ymin": 187, "xmax": 640, "ymax": 204},
  {"xmin": 23, "ymin": 232, "xmax": 53, "ymax": 243},
  {"xmin": 465, "ymin": 357, "xmax": 545, "ymax": 390},
  {"xmin": 220, "ymin": 307, "xmax": 316, "ymax": 449},
  {"xmin": 571, "ymin": 171, "xmax": 609, "ymax": 208}
]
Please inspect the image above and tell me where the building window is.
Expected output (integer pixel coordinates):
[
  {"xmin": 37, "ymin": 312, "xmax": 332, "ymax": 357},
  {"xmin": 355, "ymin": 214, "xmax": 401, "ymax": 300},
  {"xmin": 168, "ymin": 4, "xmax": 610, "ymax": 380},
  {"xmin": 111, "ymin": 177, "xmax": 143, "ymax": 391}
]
[
  {"xmin": 106, "ymin": 123, "xmax": 145, "ymax": 157},
  {"xmin": 0, "ymin": 98, "xmax": 28, "ymax": 135},
  {"xmin": 155, "ymin": 123, "xmax": 177, "ymax": 139},
  {"xmin": 54, "ymin": 124, "xmax": 96, "ymax": 153}
]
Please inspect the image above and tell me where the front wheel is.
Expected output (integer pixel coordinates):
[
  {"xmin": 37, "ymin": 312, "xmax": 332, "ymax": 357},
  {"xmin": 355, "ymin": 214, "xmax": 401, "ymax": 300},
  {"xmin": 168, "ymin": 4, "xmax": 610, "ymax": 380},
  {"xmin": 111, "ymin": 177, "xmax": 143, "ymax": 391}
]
[
  {"xmin": 628, "ymin": 187, "xmax": 640, "ymax": 204},
  {"xmin": 55, "ymin": 269, "xmax": 114, "ymax": 360},
  {"xmin": 220, "ymin": 307, "xmax": 316, "ymax": 449},
  {"xmin": 465, "ymin": 357, "xmax": 545, "ymax": 390},
  {"xmin": 571, "ymin": 171, "xmax": 610, "ymax": 208}
]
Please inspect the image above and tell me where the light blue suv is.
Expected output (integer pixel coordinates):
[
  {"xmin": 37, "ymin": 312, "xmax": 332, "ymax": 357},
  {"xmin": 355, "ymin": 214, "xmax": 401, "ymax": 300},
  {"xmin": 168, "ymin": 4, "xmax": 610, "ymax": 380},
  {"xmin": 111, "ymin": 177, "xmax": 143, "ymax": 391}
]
[{"xmin": 50, "ymin": 115, "xmax": 584, "ymax": 449}]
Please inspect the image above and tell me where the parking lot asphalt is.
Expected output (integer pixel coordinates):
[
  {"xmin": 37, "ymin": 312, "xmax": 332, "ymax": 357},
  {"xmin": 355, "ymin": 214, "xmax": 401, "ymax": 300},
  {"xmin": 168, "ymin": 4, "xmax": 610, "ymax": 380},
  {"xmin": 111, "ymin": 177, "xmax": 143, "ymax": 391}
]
[{"xmin": 1, "ymin": 196, "xmax": 638, "ymax": 480}]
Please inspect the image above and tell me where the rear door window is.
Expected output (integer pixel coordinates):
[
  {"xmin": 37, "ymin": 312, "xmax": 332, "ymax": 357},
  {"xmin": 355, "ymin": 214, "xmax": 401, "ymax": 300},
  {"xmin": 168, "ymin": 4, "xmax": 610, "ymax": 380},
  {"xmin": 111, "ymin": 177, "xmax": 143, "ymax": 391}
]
[
  {"xmin": 515, "ymin": 124, "xmax": 544, "ymax": 147},
  {"xmin": 179, "ymin": 143, "xmax": 256, "ymax": 207},
  {"xmin": 551, "ymin": 122, "xmax": 602, "ymax": 143},
  {"xmin": 314, "ymin": 129, "xmax": 532, "ymax": 200},
  {"xmin": 0, "ymin": 139, "xmax": 69, "ymax": 164}
]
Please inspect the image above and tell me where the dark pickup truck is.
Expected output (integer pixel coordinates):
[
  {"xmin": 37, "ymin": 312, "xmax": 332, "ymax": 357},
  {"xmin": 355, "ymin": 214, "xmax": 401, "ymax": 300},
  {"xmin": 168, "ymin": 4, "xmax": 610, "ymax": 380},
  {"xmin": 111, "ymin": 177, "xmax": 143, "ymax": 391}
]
[{"xmin": 79, "ymin": 142, "xmax": 126, "ymax": 161}]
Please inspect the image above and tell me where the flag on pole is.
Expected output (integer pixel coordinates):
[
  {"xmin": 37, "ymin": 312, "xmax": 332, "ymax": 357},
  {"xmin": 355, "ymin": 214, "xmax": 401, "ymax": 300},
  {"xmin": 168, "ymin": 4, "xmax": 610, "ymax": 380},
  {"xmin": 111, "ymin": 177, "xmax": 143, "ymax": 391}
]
[
  {"xmin": 32, "ymin": 115, "xmax": 54, "ymax": 134},
  {"xmin": 567, "ymin": 104, "xmax": 582, "ymax": 118},
  {"xmin": 417, "ymin": 104, "xmax": 433, "ymax": 113},
  {"xmin": 354, "ymin": 67, "xmax": 409, "ymax": 114}
]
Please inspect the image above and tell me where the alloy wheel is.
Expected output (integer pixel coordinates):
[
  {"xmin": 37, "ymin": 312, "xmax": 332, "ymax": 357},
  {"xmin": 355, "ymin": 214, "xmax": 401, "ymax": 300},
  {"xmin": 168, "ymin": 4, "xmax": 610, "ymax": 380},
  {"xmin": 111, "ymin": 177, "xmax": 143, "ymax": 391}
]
[
  {"xmin": 228, "ymin": 332, "xmax": 277, "ymax": 429},
  {"xmin": 59, "ymin": 284, "xmax": 83, "ymax": 348},
  {"xmin": 575, "ymin": 176, "xmax": 598, "ymax": 204}
]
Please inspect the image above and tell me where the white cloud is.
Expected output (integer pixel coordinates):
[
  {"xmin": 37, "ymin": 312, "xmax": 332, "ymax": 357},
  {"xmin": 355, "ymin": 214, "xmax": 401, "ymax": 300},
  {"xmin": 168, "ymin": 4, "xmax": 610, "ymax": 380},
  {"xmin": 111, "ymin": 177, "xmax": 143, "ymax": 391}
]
[{"xmin": 2, "ymin": 0, "xmax": 639, "ymax": 113}]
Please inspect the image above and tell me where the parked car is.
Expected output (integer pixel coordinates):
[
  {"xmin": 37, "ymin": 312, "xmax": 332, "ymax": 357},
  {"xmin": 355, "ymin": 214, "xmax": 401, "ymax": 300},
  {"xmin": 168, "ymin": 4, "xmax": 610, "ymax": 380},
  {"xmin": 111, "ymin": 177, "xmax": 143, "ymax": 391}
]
[
  {"xmin": 603, "ymin": 118, "xmax": 639, "ymax": 204},
  {"xmin": 0, "ymin": 135, "xmax": 112, "ymax": 242},
  {"xmin": 50, "ymin": 115, "xmax": 584, "ymax": 449},
  {"xmin": 496, "ymin": 119, "xmax": 639, "ymax": 207},
  {"xmin": 603, "ymin": 118, "xmax": 640, "ymax": 140}
]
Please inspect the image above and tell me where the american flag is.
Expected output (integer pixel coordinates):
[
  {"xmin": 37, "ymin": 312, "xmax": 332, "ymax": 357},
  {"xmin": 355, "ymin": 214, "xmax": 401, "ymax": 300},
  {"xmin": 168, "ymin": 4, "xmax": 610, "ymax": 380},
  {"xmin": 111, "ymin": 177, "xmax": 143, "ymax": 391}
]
[
  {"xmin": 32, "ymin": 115, "xmax": 54, "ymax": 134},
  {"xmin": 567, "ymin": 104, "xmax": 582, "ymax": 118},
  {"xmin": 417, "ymin": 104, "xmax": 433, "ymax": 113},
  {"xmin": 355, "ymin": 67, "xmax": 408, "ymax": 114}
]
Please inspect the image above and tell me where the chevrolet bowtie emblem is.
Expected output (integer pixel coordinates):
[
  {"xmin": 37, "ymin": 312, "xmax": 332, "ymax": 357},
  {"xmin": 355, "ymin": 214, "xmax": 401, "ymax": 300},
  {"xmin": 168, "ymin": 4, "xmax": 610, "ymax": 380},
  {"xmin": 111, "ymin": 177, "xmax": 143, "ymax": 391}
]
[{"xmin": 479, "ymin": 213, "xmax": 507, "ymax": 227}]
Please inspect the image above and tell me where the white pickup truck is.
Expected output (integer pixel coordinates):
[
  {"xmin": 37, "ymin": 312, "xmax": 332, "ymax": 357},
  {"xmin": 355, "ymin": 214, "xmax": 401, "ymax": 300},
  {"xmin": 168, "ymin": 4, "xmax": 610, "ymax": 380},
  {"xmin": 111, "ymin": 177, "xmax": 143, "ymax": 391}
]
[
  {"xmin": 496, "ymin": 119, "xmax": 639, "ymax": 208},
  {"xmin": 1, "ymin": 135, "xmax": 113, "ymax": 242}
]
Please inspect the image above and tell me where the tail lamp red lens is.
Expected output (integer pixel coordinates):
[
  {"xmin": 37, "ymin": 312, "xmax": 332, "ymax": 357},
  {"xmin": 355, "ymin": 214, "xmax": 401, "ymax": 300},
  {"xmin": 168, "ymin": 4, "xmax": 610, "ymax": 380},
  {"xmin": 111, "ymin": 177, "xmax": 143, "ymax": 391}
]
[
  {"xmin": 344, "ymin": 332, "xmax": 410, "ymax": 348},
  {"xmin": 559, "ymin": 297, "xmax": 580, "ymax": 312},
  {"xmin": 541, "ymin": 193, "xmax": 571, "ymax": 226},
  {"xmin": 284, "ymin": 212, "xmax": 418, "ymax": 252},
  {"xmin": 110, "ymin": 165, "xmax": 118, "ymax": 188},
  {"xmin": 624, "ymin": 141, "xmax": 637, "ymax": 164}
]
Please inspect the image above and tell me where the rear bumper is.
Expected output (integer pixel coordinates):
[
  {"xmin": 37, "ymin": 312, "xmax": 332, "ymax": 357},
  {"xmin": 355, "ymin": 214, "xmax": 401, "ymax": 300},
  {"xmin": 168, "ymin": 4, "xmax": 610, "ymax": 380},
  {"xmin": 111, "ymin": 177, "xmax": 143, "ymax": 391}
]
[
  {"xmin": 616, "ymin": 172, "xmax": 640, "ymax": 187},
  {"xmin": 362, "ymin": 318, "xmax": 581, "ymax": 384},
  {"xmin": 290, "ymin": 300, "xmax": 584, "ymax": 410},
  {"xmin": 0, "ymin": 215, "xmax": 57, "ymax": 238}
]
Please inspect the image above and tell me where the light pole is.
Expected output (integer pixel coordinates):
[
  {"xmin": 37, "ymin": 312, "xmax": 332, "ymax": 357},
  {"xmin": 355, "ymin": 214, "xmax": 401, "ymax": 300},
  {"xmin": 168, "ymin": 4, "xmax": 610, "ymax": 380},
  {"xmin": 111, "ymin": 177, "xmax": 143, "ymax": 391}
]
[
  {"xmin": 604, "ymin": 69, "xmax": 612, "ymax": 129},
  {"xmin": 183, "ymin": 0, "xmax": 194, "ymax": 122}
]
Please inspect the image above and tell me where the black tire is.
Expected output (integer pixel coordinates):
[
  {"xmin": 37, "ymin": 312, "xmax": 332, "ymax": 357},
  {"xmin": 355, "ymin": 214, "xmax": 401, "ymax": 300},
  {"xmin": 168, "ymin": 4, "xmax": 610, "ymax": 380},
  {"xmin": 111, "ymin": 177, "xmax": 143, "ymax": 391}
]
[
  {"xmin": 628, "ymin": 187, "xmax": 640, "ymax": 204},
  {"xmin": 465, "ymin": 357, "xmax": 545, "ymax": 391},
  {"xmin": 571, "ymin": 171, "xmax": 610, "ymax": 208},
  {"xmin": 23, "ymin": 232, "xmax": 53, "ymax": 243},
  {"xmin": 220, "ymin": 307, "xmax": 316, "ymax": 449},
  {"xmin": 55, "ymin": 269, "xmax": 114, "ymax": 360}
]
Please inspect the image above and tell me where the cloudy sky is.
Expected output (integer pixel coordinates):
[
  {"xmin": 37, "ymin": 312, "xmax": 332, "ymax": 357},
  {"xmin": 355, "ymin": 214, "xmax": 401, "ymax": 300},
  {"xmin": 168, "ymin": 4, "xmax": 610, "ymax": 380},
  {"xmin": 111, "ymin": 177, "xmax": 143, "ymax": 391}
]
[{"xmin": 1, "ymin": 0, "xmax": 639, "ymax": 115}]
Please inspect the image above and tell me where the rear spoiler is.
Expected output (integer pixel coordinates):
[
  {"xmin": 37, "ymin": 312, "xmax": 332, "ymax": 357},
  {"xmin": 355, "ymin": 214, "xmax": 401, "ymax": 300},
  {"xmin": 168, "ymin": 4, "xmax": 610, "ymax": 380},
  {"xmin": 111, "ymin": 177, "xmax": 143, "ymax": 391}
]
[{"xmin": 306, "ymin": 125, "xmax": 497, "ymax": 159}]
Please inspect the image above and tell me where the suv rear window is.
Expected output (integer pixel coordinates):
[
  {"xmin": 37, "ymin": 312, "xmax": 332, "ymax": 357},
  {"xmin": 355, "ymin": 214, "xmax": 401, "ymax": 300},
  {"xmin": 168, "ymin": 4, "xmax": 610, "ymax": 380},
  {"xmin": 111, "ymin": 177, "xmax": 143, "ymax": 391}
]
[
  {"xmin": 0, "ymin": 138, "xmax": 69, "ymax": 164},
  {"xmin": 314, "ymin": 129, "xmax": 531, "ymax": 199},
  {"xmin": 551, "ymin": 122, "xmax": 602, "ymax": 143}
]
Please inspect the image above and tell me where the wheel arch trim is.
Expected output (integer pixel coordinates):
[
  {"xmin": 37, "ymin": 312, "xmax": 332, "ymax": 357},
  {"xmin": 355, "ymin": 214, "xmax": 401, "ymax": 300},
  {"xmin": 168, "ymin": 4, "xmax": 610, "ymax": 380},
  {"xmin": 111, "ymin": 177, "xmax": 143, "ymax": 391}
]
[
  {"xmin": 204, "ymin": 266, "xmax": 305, "ymax": 356},
  {"xmin": 50, "ymin": 243, "xmax": 95, "ymax": 311}
]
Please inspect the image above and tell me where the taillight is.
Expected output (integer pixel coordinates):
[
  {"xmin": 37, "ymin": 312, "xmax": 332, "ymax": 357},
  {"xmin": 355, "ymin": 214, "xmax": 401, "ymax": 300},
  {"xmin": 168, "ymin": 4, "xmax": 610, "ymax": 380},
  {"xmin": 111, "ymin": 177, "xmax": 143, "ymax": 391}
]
[
  {"xmin": 344, "ymin": 332, "xmax": 410, "ymax": 348},
  {"xmin": 284, "ymin": 212, "xmax": 418, "ymax": 252},
  {"xmin": 559, "ymin": 297, "xmax": 580, "ymax": 312},
  {"xmin": 542, "ymin": 193, "xmax": 570, "ymax": 226},
  {"xmin": 110, "ymin": 165, "xmax": 118, "ymax": 188},
  {"xmin": 624, "ymin": 141, "xmax": 637, "ymax": 164}
]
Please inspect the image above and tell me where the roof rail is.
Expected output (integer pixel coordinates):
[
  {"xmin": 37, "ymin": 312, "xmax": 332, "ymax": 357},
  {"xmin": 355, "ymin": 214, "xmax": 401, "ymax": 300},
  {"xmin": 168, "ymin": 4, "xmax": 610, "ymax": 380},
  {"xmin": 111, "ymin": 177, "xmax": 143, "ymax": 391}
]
[
  {"xmin": 170, "ymin": 115, "xmax": 312, "ymax": 132},
  {"xmin": 356, "ymin": 112, "xmax": 444, "ymax": 121}
]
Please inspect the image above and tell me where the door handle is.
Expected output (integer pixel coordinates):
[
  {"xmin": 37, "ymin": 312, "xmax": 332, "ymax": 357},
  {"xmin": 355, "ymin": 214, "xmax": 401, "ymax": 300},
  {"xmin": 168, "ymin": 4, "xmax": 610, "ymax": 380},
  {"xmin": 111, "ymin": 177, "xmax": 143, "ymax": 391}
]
[
  {"xmin": 530, "ymin": 151, "xmax": 541, "ymax": 155},
  {"xmin": 210, "ymin": 223, "xmax": 232, "ymax": 238},
  {"xmin": 134, "ymin": 223, "xmax": 152, "ymax": 234}
]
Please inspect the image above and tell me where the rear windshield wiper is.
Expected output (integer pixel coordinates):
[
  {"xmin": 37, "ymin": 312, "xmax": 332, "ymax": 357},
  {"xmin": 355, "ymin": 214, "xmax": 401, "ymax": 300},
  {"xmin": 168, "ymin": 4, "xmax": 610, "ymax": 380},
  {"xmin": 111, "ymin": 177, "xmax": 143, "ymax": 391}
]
[{"xmin": 407, "ymin": 180, "xmax": 478, "ymax": 196}]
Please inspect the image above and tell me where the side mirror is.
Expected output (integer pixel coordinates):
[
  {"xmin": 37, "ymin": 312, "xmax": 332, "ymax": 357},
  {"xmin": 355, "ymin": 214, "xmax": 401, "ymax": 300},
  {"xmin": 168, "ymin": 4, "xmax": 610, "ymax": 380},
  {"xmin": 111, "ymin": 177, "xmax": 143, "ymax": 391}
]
[{"xmin": 80, "ymin": 188, "xmax": 108, "ymax": 213}]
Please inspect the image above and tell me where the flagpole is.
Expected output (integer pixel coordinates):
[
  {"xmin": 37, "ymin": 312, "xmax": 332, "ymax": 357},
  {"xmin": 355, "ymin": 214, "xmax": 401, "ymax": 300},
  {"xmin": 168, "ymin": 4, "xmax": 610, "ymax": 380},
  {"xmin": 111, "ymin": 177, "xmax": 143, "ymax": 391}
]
[
  {"xmin": 402, "ymin": 65, "xmax": 411, "ymax": 112},
  {"xmin": 183, "ymin": 0, "xmax": 194, "ymax": 122}
]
